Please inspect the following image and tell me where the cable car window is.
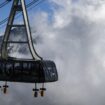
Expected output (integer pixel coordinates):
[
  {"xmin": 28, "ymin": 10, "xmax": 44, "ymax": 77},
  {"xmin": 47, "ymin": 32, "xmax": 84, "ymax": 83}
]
[
  {"xmin": 22, "ymin": 62, "xmax": 30, "ymax": 75},
  {"xmin": 0, "ymin": 62, "xmax": 3, "ymax": 75},
  {"xmin": 4, "ymin": 63, "xmax": 14, "ymax": 76},
  {"xmin": 6, "ymin": 63, "xmax": 13, "ymax": 70},
  {"xmin": 14, "ymin": 62, "xmax": 22, "ymax": 76},
  {"xmin": 23, "ymin": 62, "xmax": 28, "ymax": 69},
  {"xmin": 14, "ymin": 62, "xmax": 20, "ymax": 69}
]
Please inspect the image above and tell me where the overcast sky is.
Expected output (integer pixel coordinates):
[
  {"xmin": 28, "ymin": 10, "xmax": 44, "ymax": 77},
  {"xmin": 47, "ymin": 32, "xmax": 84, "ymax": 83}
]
[{"xmin": 1, "ymin": 0, "xmax": 105, "ymax": 105}]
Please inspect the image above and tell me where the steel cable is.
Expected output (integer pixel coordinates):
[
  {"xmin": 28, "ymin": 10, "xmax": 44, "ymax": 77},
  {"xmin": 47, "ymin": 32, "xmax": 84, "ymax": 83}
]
[{"xmin": 0, "ymin": 0, "xmax": 41, "ymax": 25}]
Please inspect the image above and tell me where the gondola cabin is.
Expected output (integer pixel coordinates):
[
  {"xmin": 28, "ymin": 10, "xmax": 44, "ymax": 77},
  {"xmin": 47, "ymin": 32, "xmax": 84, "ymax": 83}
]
[{"xmin": 0, "ymin": 58, "xmax": 58, "ymax": 83}]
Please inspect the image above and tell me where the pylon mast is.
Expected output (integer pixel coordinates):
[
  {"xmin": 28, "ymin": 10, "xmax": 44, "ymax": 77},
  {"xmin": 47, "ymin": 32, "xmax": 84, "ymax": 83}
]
[{"xmin": 1, "ymin": 0, "xmax": 42, "ymax": 60}]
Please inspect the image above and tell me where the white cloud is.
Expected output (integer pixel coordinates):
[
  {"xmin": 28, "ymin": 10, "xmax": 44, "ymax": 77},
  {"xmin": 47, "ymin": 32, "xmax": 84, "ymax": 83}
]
[
  {"xmin": 31, "ymin": 0, "xmax": 105, "ymax": 105},
  {"xmin": 73, "ymin": 0, "xmax": 105, "ymax": 22},
  {"xmin": 50, "ymin": 0, "xmax": 105, "ymax": 23}
]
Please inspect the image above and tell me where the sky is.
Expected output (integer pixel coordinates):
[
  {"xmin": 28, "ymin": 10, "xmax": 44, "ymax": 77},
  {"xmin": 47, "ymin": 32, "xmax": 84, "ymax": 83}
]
[
  {"xmin": 0, "ymin": 0, "xmax": 50, "ymax": 33},
  {"xmin": 1, "ymin": 0, "xmax": 105, "ymax": 105}
]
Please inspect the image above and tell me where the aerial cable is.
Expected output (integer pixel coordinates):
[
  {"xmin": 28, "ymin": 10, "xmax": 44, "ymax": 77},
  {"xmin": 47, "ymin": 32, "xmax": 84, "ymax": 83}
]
[
  {"xmin": 0, "ymin": 1, "xmax": 8, "ymax": 8},
  {"xmin": 26, "ymin": 0, "xmax": 39, "ymax": 8},
  {"xmin": 0, "ymin": 0, "xmax": 45, "ymax": 29},
  {"xmin": 27, "ymin": 0, "xmax": 45, "ymax": 10},
  {"xmin": 0, "ymin": 1, "xmax": 11, "ymax": 9},
  {"xmin": 0, "ymin": 18, "xmax": 8, "ymax": 25},
  {"xmin": 0, "ymin": 0, "xmax": 41, "ymax": 26}
]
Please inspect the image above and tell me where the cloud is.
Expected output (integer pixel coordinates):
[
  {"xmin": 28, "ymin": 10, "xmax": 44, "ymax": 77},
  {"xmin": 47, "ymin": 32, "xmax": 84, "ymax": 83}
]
[
  {"xmin": 31, "ymin": 0, "xmax": 105, "ymax": 105},
  {"xmin": 73, "ymin": 0, "xmax": 105, "ymax": 22}
]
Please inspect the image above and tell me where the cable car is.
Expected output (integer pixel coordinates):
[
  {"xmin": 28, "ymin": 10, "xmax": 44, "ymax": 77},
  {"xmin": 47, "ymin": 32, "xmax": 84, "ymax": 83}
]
[{"xmin": 0, "ymin": 0, "xmax": 58, "ymax": 97}]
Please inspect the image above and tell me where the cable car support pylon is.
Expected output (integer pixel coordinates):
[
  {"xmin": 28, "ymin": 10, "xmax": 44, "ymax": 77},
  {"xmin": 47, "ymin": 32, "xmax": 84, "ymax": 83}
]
[{"xmin": 1, "ymin": 0, "xmax": 42, "ymax": 60}]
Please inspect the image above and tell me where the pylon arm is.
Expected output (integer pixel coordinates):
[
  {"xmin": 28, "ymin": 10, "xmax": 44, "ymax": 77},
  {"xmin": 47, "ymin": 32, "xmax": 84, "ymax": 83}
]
[
  {"xmin": 1, "ymin": 0, "xmax": 42, "ymax": 60},
  {"xmin": 1, "ymin": 0, "xmax": 19, "ymax": 59},
  {"xmin": 21, "ymin": 0, "xmax": 42, "ymax": 60}
]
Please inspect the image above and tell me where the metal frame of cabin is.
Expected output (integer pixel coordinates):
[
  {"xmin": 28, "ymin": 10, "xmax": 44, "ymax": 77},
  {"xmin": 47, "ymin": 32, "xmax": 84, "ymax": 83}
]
[{"xmin": 1, "ymin": 0, "xmax": 42, "ymax": 60}]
